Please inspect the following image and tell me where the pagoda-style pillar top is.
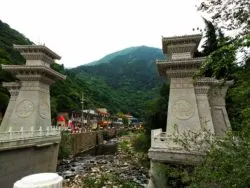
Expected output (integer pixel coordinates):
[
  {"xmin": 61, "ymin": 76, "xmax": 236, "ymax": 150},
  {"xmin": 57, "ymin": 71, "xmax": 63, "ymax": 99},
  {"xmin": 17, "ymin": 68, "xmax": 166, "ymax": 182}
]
[
  {"xmin": 1, "ymin": 44, "xmax": 66, "ymax": 132},
  {"xmin": 2, "ymin": 44, "xmax": 66, "ymax": 84},
  {"xmin": 13, "ymin": 44, "xmax": 61, "ymax": 67},
  {"xmin": 162, "ymin": 34, "xmax": 202, "ymax": 60}
]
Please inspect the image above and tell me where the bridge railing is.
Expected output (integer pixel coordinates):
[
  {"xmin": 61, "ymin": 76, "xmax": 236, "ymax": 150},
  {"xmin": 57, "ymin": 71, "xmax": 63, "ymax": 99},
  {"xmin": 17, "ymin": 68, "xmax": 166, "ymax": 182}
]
[
  {"xmin": 150, "ymin": 128, "xmax": 215, "ymax": 152},
  {"xmin": 0, "ymin": 126, "xmax": 61, "ymax": 142}
]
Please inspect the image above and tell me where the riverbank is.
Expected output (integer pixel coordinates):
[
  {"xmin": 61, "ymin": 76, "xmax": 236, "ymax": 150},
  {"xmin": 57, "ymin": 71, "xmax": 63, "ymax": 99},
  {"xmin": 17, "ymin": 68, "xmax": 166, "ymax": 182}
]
[{"xmin": 57, "ymin": 132, "xmax": 149, "ymax": 187}]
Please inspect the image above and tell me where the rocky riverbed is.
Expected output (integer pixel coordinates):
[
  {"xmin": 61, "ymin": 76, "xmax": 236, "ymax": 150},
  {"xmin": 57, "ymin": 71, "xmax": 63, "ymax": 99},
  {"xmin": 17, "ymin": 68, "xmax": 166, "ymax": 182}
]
[{"xmin": 57, "ymin": 135, "xmax": 149, "ymax": 188}]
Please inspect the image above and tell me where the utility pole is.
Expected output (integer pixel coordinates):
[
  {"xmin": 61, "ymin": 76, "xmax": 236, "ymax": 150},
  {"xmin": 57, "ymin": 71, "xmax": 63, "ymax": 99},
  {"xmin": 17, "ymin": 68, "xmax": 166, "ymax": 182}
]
[{"xmin": 80, "ymin": 93, "xmax": 84, "ymax": 128}]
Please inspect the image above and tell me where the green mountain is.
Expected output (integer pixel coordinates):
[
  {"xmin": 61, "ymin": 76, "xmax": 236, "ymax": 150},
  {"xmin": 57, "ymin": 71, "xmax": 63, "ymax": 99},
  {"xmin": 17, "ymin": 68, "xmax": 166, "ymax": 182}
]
[
  {"xmin": 72, "ymin": 46, "xmax": 165, "ymax": 116},
  {"xmin": 74, "ymin": 46, "xmax": 164, "ymax": 89},
  {"xmin": 0, "ymin": 20, "xmax": 165, "ymax": 120},
  {"xmin": 87, "ymin": 46, "xmax": 139, "ymax": 66}
]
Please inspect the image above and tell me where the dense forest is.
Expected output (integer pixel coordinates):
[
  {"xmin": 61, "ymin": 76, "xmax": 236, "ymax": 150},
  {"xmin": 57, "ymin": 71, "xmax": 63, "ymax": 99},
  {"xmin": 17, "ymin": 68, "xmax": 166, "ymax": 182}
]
[{"xmin": 72, "ymin": 46, "xmax": 165, "ymax": 117}]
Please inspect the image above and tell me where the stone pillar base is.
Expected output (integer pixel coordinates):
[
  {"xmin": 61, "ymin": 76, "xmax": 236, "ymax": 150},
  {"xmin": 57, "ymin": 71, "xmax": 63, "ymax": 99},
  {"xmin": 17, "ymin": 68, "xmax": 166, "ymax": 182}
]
[
  {"xmin": 148, "ymin": 148, "xmax": 203, "ymax": 165},
  {"xmin": 0, "ymin": 139, "xmax": 60, "ymax": 188}
]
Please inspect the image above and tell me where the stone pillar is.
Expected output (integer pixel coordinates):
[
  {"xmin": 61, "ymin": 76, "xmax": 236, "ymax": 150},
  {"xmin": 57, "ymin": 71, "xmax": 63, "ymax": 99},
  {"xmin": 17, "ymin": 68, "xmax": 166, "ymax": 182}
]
[
  {"xmin": 167, "ymin": 77, "xmax": 201, "ymax": 135},
  {"xmin": 0, "ymin": 45, "xmax": 65, "ymax": 188},
  {"xmin": 194, "ymin": 83, "xmax": 214, "ymax": 133},
  {"xmin": 209, "ymin": 83, "xmax": 232, "ymax": 136},
  {"xmin": 1, "ymin": 45, "xmax": 66, "ymax": 131},
  {"xmin": 0, "ymin": 82, "xmax": 20, "ymax": 131},
  {"xmin": 7, "ymin": 80, "xmax": 52, "ymax": 131},
  {"xmin": 149, "ymin": 34, "xmax": 217, "ymax": 164},
  {"xmin": 148, "ymin": 34, "xmax": 233, "ymax": 188}
]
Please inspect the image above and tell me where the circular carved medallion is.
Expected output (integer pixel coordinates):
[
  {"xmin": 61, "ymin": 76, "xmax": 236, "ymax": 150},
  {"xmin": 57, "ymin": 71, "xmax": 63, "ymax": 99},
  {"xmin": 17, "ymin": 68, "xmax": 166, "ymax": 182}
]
[
  {"xmin": 16, "ymin": 100, "xmax": 34, "ymax": 118},
  {"xmin": 172, "ymin": 99, "xmax": 194, "ymax": 120},
  {"xmin": 39, "ymin": 102, "xmax": 49, "ymax": 119}
]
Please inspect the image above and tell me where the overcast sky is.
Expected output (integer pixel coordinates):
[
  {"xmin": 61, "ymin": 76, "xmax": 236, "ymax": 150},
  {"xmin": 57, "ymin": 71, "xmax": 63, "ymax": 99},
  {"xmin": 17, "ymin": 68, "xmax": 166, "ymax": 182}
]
[{"xmin": 1, "ymin": 0, "xmax": 204, "ymax": 68}]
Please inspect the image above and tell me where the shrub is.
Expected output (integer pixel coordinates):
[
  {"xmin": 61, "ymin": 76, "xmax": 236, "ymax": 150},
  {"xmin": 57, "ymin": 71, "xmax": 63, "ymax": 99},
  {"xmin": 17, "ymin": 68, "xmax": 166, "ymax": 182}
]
[
  {"xmin": 151, "ymin": 162, "xmax": 193, "ymax": 188},
  {"xmin": 58, "ymin": 131, "xmax": 72, "ymax": 159},
  {"xmin": 132, "ymin": 132, "xmax": 150, "ymax": 153},
  {"xmin": 102, "ymin": 130, "xmax": 109, "ymax": 140},
  {"xmin": 117, "ymin": 129, "xmax": 129, "ymax": 137}
]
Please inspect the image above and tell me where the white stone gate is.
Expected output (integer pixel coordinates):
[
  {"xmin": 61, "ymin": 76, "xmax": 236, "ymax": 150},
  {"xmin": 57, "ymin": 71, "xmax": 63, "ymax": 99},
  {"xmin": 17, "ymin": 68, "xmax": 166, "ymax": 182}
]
[
  {"xmin": 0, "ymin": 44, "xmax": 66, "ymax": 188},
  {"xmin": 148, "ymin": 34, "xmax": 233, "ymax": 187}
]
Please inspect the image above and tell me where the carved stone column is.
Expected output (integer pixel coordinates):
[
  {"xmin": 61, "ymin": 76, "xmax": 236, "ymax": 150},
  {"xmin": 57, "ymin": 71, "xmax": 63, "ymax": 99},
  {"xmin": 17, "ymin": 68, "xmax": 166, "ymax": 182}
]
[
  {"xmin": 167, "ymin": 76, "xmax": 201, "ymax": 135},
  {"xmin": 208, "ymin": 81, "xmax": 233, "ymax": 136},
  {"xmin": 0, "ymin": 82, "xmax": 20, "ymax": 131},
  {"xmin": 194, "ymin": 79, "xmax": 215, "ymax": 134},
  {"xmin": 1, "ymin": 45, "xmax": 66, "ymax": 131},
  {"xmin": 156, "ymin": 34, "xmax": 205, "ymax": 135}
]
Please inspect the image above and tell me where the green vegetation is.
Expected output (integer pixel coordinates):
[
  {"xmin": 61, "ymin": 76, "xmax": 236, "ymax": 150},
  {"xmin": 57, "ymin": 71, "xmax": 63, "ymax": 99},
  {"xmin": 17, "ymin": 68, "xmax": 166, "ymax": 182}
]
[
  {"xmin": 151, "ymin": 163, "xmax": 192, "ymax": 188},
  {"xmin": 131, "ymin": 130, "xmax": 150, "ymax": 153},
  {"xmin": 86, "ymin": 46, "xmax": 140, "ymax": 66},
  {"xmin": 72, "ymin": 46, "xmax": 165, "ymax": 117},
  {"xmin": 119, "ymin": 131, "xmax": 149, "ymax": 168},
  {"xmin": 190, "ymin": 133, "xmax": 250, "ymax": 188},
  {"xmin": 116, "ymin": 129, "xmax": 129, "ymax": 137},
  {"xmin": 82, "ymin": 173, "xmax": 141, "ymax": 188},
  {"xmin": 118, "ymin": 139, "xmax": 131, "ymax": 153},
  {"xmin": 58, "ymin": 131, "xmax": 72, "ymax": 159},
  {"xmin": 101, "ymin": 130, "xmax": 109, "ymax": 140},
  {"xmin": 132, "ymin": 81, "xmax": 169, "ymax": 153}
]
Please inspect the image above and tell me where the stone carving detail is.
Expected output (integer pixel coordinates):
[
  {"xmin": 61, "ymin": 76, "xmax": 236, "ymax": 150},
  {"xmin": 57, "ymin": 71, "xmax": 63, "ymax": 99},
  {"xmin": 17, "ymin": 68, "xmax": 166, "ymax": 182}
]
[
  {"xmin": 172, "ymin": 52, "xmax": 191, "ymax": 60},
  {"xmin": 172, "ymin": 99, "xmax": 194, "ymax": 120},
  {"xmin": 39, "ymin": 102, "xmax": 49, "ymax": 119},
  {"xmin": 210, "ymin": 88, "xmax": 227, "ymax": 97},
  {"xmin": 171, "ymin": 83, "xmax": 193, "ymax": 89},
  {"xmin": 15, "ymin": 100, "xmax": 34, "ymax": 118}
]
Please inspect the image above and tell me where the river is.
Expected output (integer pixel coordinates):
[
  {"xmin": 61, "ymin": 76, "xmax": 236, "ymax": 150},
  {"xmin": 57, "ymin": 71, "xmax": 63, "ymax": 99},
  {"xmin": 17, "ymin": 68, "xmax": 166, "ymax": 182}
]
[{"xmin": 57, "ymin": 138, "xmax": 149, "ymax": 187}]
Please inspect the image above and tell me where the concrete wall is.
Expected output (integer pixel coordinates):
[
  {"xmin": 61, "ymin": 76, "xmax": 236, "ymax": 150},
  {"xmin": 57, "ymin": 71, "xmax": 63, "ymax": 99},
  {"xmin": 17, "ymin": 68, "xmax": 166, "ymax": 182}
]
[
  {"xmin": 0, "ymin": 128, "xmax": 118, "ymax": 188},
  {"xmin": 70, "ymin": 132, "xmax": 97, "ymax": 155},
  {"xmin": 68, "ymin": 128, "xmax": 117, "ymax": 156},
  {"xmin": 0, "ymin": 143, "xmax": 59, "ymax": 188},
  {"xmin": 106, "ymin": 128, "xmax": 116, "ymax": 137}
]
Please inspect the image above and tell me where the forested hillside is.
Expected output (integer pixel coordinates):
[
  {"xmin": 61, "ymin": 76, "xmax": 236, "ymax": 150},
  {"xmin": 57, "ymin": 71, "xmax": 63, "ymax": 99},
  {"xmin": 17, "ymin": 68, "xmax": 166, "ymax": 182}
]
[
  {"xmin": 72, "ymin": 46, "xmax": 165, "ymax": 116},
  {"xmin": 86, "ymin": 46, "xmax": 140, "ymax": 66}
]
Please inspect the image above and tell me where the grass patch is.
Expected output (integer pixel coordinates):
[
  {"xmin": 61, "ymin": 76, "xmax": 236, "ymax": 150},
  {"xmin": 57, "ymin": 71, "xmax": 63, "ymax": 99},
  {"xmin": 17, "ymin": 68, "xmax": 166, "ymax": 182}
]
[{"xmin": 82, "ymin": 173, "xmax": 141, "ymax": 188}]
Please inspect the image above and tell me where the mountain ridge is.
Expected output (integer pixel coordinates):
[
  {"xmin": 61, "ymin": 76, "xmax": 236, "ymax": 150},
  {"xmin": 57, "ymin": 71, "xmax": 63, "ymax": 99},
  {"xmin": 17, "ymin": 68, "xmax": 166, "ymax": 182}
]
[
  {"xmin": 83, "ymin": 45, "xmax": 163, "ymax": 66},
  {"xmin": 72, "ymin": 45, "xmax": 166, "ymax": 116}
]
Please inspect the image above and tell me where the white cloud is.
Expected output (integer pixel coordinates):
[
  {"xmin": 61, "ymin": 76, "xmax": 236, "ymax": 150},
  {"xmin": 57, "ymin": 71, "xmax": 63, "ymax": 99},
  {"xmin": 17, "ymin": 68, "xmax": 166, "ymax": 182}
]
[{"xmin": 0, "ymin": 0, "xmax": 204, "ymax": 67}]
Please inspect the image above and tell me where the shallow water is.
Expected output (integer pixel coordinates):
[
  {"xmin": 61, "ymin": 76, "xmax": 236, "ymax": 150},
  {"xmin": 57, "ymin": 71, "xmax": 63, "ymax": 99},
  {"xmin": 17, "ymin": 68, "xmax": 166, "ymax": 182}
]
[
  {"xmin": 57, "ymin": 139, "xmax": 118, "ymax": 178},
  {"xmin": 56, "ymin": 138, "xmax": 148, "ymax": 187}
]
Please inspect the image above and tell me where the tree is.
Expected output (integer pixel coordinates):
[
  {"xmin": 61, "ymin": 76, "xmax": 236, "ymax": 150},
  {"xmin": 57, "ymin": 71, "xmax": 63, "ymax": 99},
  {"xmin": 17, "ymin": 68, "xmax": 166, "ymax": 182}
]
[
  {"xmin": 198, "ymin": 0, "xmax": 250, "ymax": 35},
  {"xmin": 122, "ymin": 117, "xmax": 128, "ymax": 126},
  {"xmin": 0, "ymin": 92, "xmax": 9, "ymax": 115},
  {"xmin": 190, "ymin": 133, "xmax": 250, "ymax": 188},
  {"xmin": 202, "ymin": 18, "xmax": 218, "ymax": 56},
  {"xmin": 197, "ymin": 18, "xmax": 224, "ymax": 77},
  {"xmin": 187, "ymin": 1, "xmax": 250, "ymax": 187},
  {"xmin": 144, "ymin": 82, "xmax": 169, "ymax": 134}
]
